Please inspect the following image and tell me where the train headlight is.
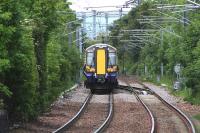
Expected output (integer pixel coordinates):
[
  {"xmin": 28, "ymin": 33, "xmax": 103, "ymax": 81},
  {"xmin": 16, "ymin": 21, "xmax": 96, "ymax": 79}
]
[
  {"xmin": 107, "ymin": 66, "xmax": 118, "ymax": 73},
  {"xmin": 107, "ymin": 68, "xmax": 111, "ymax": 72},
  {"xmin": 90, "ymin": 68, "xmax": 95, "ymax": 72},
  {"xmin": 86, "ymin": 66, "xmax": 90, "ymax": 72},
  {"xmin": 113, "ymin": 66, "xmax": 118, "ymax": 71}
]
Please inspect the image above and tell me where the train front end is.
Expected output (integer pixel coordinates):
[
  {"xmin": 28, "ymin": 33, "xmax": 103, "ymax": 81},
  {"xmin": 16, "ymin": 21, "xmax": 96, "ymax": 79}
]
[{"xmin": 83, "ymin": 44, "xmax": 118, "ymax": 92}]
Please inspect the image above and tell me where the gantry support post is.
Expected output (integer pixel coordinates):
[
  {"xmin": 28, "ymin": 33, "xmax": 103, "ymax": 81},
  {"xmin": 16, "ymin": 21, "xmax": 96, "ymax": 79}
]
[{"xmin": 92, "ymin": 10, "xmax": 96, "ymax": 40}]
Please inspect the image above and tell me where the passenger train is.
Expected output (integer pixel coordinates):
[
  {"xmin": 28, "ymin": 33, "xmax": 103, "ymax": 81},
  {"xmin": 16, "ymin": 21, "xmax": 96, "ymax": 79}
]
[{"xmin": 83, "ymin": 43, "xmax": 118, "ymax": 92}]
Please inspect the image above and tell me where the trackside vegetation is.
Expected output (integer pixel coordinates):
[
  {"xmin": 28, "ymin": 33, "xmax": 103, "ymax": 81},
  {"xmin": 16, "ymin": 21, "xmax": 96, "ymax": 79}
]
[
  {"xmin": 109, "ymin": 0, "xmax": 200, "ymax": 104},
  {"xmin": 0, "ymin": 0, "xmax": 81, "ymax": 121}
]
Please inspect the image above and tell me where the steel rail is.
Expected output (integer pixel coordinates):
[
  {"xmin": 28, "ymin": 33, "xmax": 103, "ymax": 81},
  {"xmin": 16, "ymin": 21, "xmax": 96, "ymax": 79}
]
[
  {"xmin": 151, "ymin": 89, "xmax": 196, "ymax": 133},
  {"xmin": 140, "ymin": 84, "xmax": 196, "ymax": 133},
  {"xmin": 94, "ymin": 93, "xmax": 113, "ymax": 133},
  {"xmin": 120, "ymin": 81, "xmax": 196, "ymax": 133},
  {"xmin": 52, "ymin": 92, "xmax": 93, "ymax": 133},
  {"xmin": 118, "ymin": 86, "xmax": 155, "ymax": 133},
  {"xmin": 130, "ymin": 87, "xmax": 155, "ymax": 133}
]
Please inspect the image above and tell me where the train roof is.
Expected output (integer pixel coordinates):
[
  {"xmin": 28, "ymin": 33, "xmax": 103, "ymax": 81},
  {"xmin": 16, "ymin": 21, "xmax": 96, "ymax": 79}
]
[{"xmin": 85, "ymin": 43, "xmax": 117, "ymax": 52}]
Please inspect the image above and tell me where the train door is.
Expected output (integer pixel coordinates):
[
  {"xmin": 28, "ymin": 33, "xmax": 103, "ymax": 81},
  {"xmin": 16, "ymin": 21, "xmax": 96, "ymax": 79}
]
[{"xmin": 96, "ymin": 49, "xmax": 106, "ymax": 75}]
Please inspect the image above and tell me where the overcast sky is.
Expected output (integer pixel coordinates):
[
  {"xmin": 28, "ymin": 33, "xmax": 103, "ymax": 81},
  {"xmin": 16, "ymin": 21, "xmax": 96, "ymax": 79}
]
[
  {"xmin": 68, "ymin": 0, "xmax": 132, "ymax": 38},
  {"xmin": 68, "ymin": 0, "xmax": 131, "ymax": 11}
]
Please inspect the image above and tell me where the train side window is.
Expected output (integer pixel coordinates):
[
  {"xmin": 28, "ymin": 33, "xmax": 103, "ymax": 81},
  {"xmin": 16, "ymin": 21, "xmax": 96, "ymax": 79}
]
[
  {"xmin": 86, "ymin": 52, "xmax": 94, "ymax": 66},
  {"xmin": 108, "ymin": 53, "xmax": 116, "ymax": 66}
]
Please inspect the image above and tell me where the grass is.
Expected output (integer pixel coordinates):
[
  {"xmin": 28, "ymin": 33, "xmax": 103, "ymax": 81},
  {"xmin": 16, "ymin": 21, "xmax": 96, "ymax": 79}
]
[
  {"xmin": 141, "ymin": 75, "xmax": 200, "ymax": 105},
  {"xmin": 172, "ymin": 87, "xmax": 191, "ymax": 97},
  {"xmin": 141, "ymin": 75, "xmax": 174, "ymax": 90},
  {"xmin": 194, "ymin": 114, "xmax": 200, "ymax": 133},
  {"xmin": 194, "ymin": 114, "xmax": 200, "ymax": 121}
]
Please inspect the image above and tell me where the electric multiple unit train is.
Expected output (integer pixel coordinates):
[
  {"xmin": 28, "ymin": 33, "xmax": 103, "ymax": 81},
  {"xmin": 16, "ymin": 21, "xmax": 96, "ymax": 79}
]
[{"xmin": 83, "ymin": 44, "xmax": 118, "ymax": 92}]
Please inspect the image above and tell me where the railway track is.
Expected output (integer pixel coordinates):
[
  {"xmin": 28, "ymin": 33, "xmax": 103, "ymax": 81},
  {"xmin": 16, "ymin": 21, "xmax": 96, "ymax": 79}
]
[
  {"xmin": 119, "ymin": 82, "xmax": 196, "ymax": 133},
  {"xmin": 94, "ymin": 92, "xmax": 113, "ymax": 133},
  {"xmin": 52, "ymin": 82, "xmax": 195, "ymax": 133},
  {"xmin": 52, "ymin": 92, "xmax": 113, "ymax": 133},
  {"xmin": 52, "ymin": 92, "xmax": 93, "ymax": 133},
  {"xmin": 117, "ymin": 85, "xmax": 155, "ymax": 133},
  {"xmin": 147, "ymin": 86, "xmax": 196, "ymax": 133}
]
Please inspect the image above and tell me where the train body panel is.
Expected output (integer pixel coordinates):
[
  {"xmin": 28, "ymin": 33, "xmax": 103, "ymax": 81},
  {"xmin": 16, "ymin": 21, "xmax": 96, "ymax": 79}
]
[
  {"xmin": 83, "ymin": 43, "xmax": 118, "ymax": 92},
  {"xmin": 96, "ymin": 49, "xmax": 106, "ymax": 75}
]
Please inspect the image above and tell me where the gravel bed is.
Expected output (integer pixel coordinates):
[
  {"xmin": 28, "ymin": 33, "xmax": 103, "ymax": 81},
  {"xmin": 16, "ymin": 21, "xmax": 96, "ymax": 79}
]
[
  {"xmin": 10, "ymin": 76, "xmax": 200, "ymax": 132},
  {"xmin": 90, "ymin": 94, "xmax": 110, "ymax": 103},
  {"xmin": 176, "ymin": 103, "xmax": 200, "ymax": 132},
  {"xmin": 121, "ymin": 76, "xmax": 200, "ymax": 132},
  {"xmin": 10, "ymin": 85, "xmax": 90, "ymax": 133},
  {"xmin": 113, "ymin": 89, "xmax": 137, "ymax": 103},
  {"xmin": 176, "ymin": 103, "xmax": 200, "ymax": 115},
  {"xmin": 66, "ymin": 94, "xmax": 109, "ymax": 133},
  {"xmin": 118, "ymin": 79, "xmax": 128, "ymax": 86},
  {"xmin": 140, "ymin": 95, "xmax": 188, "ymax": 133},
  {"xmin": 142, "ymin": 82, "xmax": 200, "ymax": 132},
  {"xmin": 106, "ymin": 102, "xmax": 150, "ymax": 133},
  {"xmin": 105, "ymin": 89, "xmax": 151, "ymax": 133},
  {"xmin": 143, "ymin": 82, "xmax": 182, "ymax": 104}
]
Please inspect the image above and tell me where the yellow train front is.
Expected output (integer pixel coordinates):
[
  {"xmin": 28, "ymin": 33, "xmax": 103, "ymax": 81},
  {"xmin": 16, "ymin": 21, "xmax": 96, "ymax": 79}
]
[{"xmin": 83, "ymin": 43, "xmax": 118, "ymax": 92}]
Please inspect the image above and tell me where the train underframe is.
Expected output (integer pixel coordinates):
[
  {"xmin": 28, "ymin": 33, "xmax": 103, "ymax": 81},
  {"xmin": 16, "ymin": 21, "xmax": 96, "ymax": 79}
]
[{"xmin": 84, "ymin": 74, "xmax": 118, "ymax": 93}]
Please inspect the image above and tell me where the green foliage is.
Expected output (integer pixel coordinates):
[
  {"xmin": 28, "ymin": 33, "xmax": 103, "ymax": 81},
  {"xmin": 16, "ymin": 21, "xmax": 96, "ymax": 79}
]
[
  {"xmin": 0, "ymin": 0, "xmax": 81, "ymax": 121},
  {"xmin": 0, "ymin": 0, "xmax": 13, "ymax": 109},
  {"xmin": 110, "ymin": 1, "xmax": 200, "ymax": 104},
  {"xmin": 0, "ymin": 83, "xmax": 12, "ymax": 97},
  {"xmin": 45, "ymin": 30, "xmax": 81, "ymax": 109},
  {"xmin": 194, "ymin": 114, "xmax": 200, "ymax": 121},
  {"xmin": 0, "ymin": 59, "xmax": 10, "ymax": 73}
]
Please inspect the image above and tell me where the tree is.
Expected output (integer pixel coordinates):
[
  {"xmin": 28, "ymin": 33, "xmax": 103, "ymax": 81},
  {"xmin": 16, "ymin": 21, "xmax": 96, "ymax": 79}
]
[{"xmin": 0, "ymin": 0, "xmax": 82, "ymax": 121}]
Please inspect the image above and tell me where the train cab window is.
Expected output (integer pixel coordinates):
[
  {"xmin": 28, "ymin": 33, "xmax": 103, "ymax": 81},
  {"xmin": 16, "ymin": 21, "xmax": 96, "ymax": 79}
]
[
  {"xmin": 86, "ymin": 52, "xmax": 94, "ymax": 66},
  {"xmin": 108, "ymin": 53, "xmax": 116, "ymax": 66}
]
